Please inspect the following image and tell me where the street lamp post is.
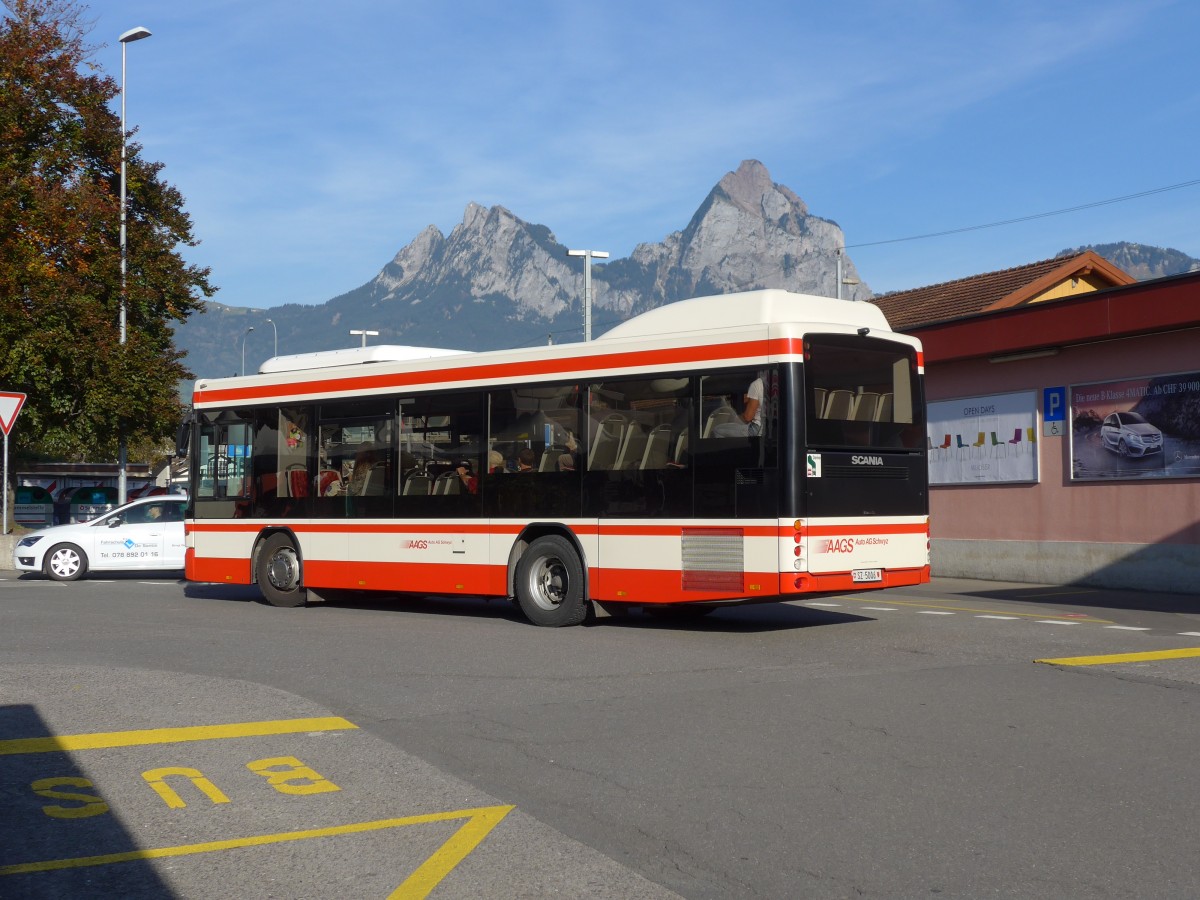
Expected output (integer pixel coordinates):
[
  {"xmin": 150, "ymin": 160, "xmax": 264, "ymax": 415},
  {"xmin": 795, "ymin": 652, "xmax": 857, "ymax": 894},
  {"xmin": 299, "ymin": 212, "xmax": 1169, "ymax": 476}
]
[
  {"xmin": 265, "ymin": 318, "xmax": 278, "ymax": 357},
  {"xmin": 567, "ymin": 249, "xmax": 609, "ymax": 341},
  {"xmin": 241, "ymin": 326, "xmax": 254, "ymax": 375},
  {"xmin": 117, "ymin": 25, "xmax": 152, "ymax": 505},
  {"xmin": 349, "ymin": 329, "xmax": 379, "ymax": 348}
]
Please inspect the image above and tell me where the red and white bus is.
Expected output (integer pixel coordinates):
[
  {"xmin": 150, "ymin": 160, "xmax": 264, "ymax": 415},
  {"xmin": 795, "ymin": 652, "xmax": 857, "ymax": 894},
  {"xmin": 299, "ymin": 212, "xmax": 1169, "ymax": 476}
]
[{"xmin": 182, "ymin": 289, "xmax": 929, "ymax": 625}]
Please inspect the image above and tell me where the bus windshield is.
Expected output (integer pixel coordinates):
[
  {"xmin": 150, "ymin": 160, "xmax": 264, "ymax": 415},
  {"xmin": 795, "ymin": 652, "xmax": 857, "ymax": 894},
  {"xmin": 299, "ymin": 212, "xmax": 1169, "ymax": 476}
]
[{"xmin": 803, "ymin": 334, "xmax": 923, "ymax": 451}]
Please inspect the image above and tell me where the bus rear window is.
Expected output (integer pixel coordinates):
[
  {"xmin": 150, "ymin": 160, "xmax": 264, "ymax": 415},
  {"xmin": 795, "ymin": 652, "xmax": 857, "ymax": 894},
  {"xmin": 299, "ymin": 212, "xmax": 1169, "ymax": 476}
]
[{"xmin": 803, "ymin": 335, "xmax": 923, "ymax": 450}]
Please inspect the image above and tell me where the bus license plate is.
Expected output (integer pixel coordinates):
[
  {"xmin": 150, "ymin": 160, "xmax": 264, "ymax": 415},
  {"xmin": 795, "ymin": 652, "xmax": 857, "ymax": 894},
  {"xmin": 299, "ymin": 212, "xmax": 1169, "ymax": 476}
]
[{"xmin": 852, "ymin": 568, "xmax": 882, "ymax": 583}]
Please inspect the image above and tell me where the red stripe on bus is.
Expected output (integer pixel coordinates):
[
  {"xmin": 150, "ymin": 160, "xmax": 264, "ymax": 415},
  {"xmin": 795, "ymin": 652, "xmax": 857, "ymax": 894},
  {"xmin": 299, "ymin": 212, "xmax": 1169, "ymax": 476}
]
[
  {"xmin": 804, "ymin": 523, "xmax": 928, "ymax": 536},
  {"xmin": 188, "ymin": 556, "xmax": 252, "ymax": 584},
  {"xmin": 186, "ymin": 553, "xmax": 929, "ymax": 605},
  {"xmin": 187, "ymin": 521, "xmax": 788, "ymax": 538},
  {"xmin": 193, "ymin": 338, "xmax": 789, "ymax": 405}
]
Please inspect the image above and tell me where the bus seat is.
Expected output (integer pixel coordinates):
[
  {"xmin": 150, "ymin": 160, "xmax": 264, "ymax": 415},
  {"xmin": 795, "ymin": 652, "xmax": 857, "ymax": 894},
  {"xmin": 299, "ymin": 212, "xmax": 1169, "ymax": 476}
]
[
  {"xmin": 359, "ymin": 466, "xmax": 388, "ymax": 495},
  {"xmin": 673, "ymin": 428, "xmax": 689, "ymax": 464},
  {"xmin": 875, "ymin": 393, "xmax": 894, "ymax": 422},
  {"xmin": 588, "ymin": 415, "xmax": 626, "ymax": 470},
  {"xmin": 402, "ymin": 472, "xmax": 432, "ymax": 496},
  {"xmin": 852, "ymin": 392, "xmax": 881, "ymax": 421},
  {"xmin": 318, "ymin": 469, "xmax": 341, "ymax": 496},
  {"xmin": 823, "ymin": 390, "xmax": 855, "ymax": 420},
  {"xmin": 812, "ymin": 387, "xmax": 828, "ymax": 418},
  {"xmin": 433, "ymin": 472, "xmax": 460, "ymax": 494},
  {"xmin": 538, "ymin": 446, "xmax": 565, "ymax": 472},
  {"xmin": 639, "ymin": 425, "xmax": 672, "ymax": 470},
  {"xmin": 703, "ymin": 405, "xmax": 739, "ymax": 437},
  {"xmin": 286, "ymin": 465, "xmax": 308, "ymax": 498},
  {"xmin": 615, "ymin": 426, "xmax": 648, "ymax": 471}
]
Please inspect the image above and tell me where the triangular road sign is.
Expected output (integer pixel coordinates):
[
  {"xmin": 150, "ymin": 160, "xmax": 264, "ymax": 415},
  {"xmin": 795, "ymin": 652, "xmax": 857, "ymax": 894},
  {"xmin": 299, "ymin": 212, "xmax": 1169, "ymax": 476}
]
[{"xmin": 0, "ymin": 392, "xmax": 26, "ymax": 436}]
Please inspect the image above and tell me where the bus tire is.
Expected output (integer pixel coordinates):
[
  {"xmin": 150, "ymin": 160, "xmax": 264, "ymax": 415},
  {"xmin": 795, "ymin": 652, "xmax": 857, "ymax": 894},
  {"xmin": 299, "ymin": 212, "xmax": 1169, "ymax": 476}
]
[
  {"xmin": 514, "ymin": 535, "xmax": 587, "ymax": 627},
  {"xmin": 45, "ymin": 543, "xmax": 87, "ymax": 581},
  {"xmin": 255, "ymin": 533, "xmax": 307, "ymax": 608}
]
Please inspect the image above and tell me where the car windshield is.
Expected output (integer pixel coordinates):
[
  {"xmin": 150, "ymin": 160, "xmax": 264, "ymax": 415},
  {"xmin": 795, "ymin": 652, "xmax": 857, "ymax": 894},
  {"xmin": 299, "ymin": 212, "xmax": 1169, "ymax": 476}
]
[{"xmin": 1121, "ymin": 412, "xmax": 1148, "ymax": 425}]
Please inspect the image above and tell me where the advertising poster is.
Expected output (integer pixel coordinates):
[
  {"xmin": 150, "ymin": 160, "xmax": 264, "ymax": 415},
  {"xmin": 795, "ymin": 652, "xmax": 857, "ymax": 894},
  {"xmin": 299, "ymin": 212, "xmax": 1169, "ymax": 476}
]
[
  {"xmin": 1070, "ymin": 371, "xmax": 1200, "ymax": 481},
  {"xmin": 927, "ymin": 391, "xmax": 1038, "ymax": 484}
]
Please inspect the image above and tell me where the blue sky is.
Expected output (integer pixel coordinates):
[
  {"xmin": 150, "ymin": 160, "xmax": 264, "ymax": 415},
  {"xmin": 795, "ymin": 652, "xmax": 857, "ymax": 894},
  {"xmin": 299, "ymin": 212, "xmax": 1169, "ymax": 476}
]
[{"xmin": 92, "ymin": 0, "xmax": 1199, "ymax": 308}]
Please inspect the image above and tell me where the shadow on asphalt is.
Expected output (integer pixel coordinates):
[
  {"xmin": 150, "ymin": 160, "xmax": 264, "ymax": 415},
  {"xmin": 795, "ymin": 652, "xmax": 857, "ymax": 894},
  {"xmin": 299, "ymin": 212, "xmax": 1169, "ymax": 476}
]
[
  {"xmin": 958, "ymin": 584, "xmax": 1200, "ymax": 616},
  {"xmin": 176, "ymin": 584, "xmax": 872, "ymax": 633}
]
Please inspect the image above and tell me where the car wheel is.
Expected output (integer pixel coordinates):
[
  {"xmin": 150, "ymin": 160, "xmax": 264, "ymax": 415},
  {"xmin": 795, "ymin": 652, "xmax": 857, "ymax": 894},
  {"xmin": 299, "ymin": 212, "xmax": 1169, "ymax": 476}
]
[
  {"xmin": 1118, "ymin": 439, "xmax": 1129, "ymax": 457},
  {"xmin": 514, "ymin": 535, "xmax": 587, "ymax": 627},
  {"xmin": 45, "ymin": 543, "xmax": 87, "ymax": 581},
  {"xmin": 255, "ymin": 533, "xmax": 307, "ymax": 608}
]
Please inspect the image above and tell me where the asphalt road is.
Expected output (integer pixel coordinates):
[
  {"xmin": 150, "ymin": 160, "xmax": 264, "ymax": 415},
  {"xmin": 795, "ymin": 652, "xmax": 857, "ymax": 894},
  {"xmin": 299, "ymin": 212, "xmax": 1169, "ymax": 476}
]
[{"xmin": 1, "ymin": 570, "xmax": 1198, "ymax": 899}]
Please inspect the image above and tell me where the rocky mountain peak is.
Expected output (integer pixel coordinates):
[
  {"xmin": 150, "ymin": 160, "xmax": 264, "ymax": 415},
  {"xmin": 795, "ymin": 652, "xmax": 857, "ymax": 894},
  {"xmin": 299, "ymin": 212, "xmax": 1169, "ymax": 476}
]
[
  {"xmin": 175, "ymin": 161, "xmax": 870, "ymax": 371},
  {"xmin": 716, "ymin": 159, "xmax": 809, "ymax": 219}
]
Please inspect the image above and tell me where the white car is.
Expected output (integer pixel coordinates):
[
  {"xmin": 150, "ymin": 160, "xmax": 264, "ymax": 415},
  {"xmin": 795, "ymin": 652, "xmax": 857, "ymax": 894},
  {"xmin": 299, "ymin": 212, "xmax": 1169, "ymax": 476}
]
[
  {"xmin": 13, "ymin": 496, "xmax": 187, "ymax": 581},
  {"xmin": 1099, "ymin": 411, "xmax": 1163, "ymax": 458}
]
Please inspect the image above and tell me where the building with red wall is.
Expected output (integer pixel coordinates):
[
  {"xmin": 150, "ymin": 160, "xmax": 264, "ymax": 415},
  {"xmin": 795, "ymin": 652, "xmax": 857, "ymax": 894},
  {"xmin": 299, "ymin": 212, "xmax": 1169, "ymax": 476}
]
[{"xmin": 875, "ymin": 254, "xmax": 1200, "ymax": 593}]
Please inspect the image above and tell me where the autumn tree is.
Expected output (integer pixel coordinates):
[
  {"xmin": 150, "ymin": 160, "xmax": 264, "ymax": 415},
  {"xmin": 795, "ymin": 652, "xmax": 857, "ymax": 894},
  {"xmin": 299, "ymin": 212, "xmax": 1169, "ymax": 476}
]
[{"xmin": 0, "ymin": 0, "xmax": 213, "ymax": 467}]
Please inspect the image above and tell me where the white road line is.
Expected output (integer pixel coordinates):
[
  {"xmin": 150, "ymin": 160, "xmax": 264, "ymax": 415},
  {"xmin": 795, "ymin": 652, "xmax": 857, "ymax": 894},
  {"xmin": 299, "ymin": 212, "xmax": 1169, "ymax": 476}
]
[
  {"xmin": 1104, "ymin": 625, "xmax": 1151, "ymax": 631},
  {"xmin": 861, "ymin": 607, "xmax": 897, "ymax": 611},
  {"xmin": 804, "ymin": 602, "xmax": 842, "ymax": 607},
  {"xmin": 1037, "ymin": 620, "xmax": 1081, "ymax": 625},
  {"xmin": 975, "ymin": 615, "xmax": 1020, "ymax": 620},
  {"xmin": 1179, "ymin": 632, "xmax": 1200, "ymax": 637},
  {"xmin": 917, "ymin": 610, "xmax": 955, "ymax": 615}
]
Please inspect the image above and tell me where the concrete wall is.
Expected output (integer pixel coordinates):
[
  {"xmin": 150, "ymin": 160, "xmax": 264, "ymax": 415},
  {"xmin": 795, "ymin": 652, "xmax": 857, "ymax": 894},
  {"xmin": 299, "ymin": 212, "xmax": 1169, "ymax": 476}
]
[
  {"xmin": 0, "ymin": 532, "xmax": 16, "ymax": 571},
  {"xmin": 933, "ymin": 538, "xmax": 1200, "ymax": 594}
]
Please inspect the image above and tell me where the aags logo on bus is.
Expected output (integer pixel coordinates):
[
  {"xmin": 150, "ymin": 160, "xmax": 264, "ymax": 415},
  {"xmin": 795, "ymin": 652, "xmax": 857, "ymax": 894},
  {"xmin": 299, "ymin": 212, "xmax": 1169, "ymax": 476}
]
[{"xmin": 820, "ymin": 539, "xmax": 857, "ymax": 554}]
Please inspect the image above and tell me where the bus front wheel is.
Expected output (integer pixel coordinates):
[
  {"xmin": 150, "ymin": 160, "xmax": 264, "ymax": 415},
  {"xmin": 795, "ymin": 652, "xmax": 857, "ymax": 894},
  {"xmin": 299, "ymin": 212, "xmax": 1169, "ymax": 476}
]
[
  {"xmin": 515, "ymin": 535, "xmax": 587, "ymax": 627},
  {"xmin": 255, "ymin": 533, "xmax": 306, "ymax": 608}
]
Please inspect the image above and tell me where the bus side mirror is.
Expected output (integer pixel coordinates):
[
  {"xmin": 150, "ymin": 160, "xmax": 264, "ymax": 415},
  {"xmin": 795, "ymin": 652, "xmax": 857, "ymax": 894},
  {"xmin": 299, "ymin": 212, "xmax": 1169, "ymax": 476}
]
[{"xmin": 175, "ymin": 422, "xmax": 191, "ymax": 458}]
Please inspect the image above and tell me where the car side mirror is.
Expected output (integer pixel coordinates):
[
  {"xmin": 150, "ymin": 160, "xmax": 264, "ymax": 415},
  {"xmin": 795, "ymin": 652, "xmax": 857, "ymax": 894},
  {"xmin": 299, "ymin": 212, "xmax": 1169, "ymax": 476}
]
[{"xmin": 107, "ymin": 516, "xmax": 123, "ymax": 528}]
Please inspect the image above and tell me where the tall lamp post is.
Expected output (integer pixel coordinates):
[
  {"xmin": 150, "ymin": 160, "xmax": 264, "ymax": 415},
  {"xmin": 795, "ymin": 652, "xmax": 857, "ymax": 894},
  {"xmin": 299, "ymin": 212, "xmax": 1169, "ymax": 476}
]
[
  {"xmin": 350, "ymin": 329, "xmax": 379, "ymax": 347},
  {"xmin": 241, "ymin": 326, "xmax": 254, "ymax": 375},
  {"xmin": 117, "ymin": 24, "xmax": 152, "ymax": 505},
  {"xmin": 265, "ymin": 318, "xmax": 278, "ymax": 357},
  {"xmin": 567, "ymin": 248, "xmax": 609, "ymax": 341}
]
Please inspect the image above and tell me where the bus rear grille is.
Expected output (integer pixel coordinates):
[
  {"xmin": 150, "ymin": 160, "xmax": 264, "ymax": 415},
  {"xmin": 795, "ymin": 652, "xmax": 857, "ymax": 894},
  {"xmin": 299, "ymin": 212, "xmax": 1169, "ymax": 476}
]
[
  {"xmin": 824, "ymin": 465, "xmax": 909, "ymax": 479},
  {"xmin": 681, "ymin": 527, "xmax": 744, "ymax": 591}
]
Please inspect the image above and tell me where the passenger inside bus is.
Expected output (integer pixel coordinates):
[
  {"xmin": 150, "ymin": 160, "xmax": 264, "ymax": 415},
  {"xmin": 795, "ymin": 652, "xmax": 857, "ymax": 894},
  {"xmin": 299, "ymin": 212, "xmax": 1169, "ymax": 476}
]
[
  {"xmin": 455, "ymin": 460, "xmax": 478, "ymax": 494},
  {"xmin": 712, "ymin": 374, "xmax": 764, "ymax": 437}
]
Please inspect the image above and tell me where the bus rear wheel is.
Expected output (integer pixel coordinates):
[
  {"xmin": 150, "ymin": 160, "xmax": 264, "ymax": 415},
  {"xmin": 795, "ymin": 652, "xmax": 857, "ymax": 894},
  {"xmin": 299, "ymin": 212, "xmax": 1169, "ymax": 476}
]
[
  {"xmin": 515, "ymin": 535, "xmax": 587, "ymax": 627},
  {"xmin": 255, "ymin": 533, "xmax": 306, "ymax": 608}
]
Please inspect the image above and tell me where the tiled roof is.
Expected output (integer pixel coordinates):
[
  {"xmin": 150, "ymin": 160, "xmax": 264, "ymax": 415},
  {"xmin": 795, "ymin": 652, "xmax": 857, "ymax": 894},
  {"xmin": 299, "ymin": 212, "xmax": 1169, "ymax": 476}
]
[{"xmin": 872, "ymin": 251, "xmax": 1132, "ymax": 330}]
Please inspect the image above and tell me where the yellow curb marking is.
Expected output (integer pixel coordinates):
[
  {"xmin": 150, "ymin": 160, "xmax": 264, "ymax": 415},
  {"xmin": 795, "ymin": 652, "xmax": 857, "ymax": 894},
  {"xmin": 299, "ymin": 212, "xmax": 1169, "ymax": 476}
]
[
  {"xmin": 0, "ymin": 805, "xmax": 515, "ymax": 900},
  {"xmin": 1036, "ymin": 647, "xmax": 1200, "ymax": 667},
  {"xmin": 0, "ymin": 717, "xmax": 358, "ymax": 756},
  {"xmin": 0, "ymin": 715, "xmax": 512, "ymax": 897}
]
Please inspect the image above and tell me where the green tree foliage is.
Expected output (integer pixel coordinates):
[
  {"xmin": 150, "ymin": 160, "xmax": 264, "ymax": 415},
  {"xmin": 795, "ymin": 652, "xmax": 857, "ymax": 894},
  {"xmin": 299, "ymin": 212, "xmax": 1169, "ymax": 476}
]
[{"xmin": 0, "ymin": 0, "xmax": 213, "ymax": 464}]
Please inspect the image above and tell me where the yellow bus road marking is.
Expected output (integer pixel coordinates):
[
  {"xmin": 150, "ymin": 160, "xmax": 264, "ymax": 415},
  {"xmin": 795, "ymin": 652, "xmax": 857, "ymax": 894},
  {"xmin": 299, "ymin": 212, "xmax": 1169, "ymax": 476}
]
[
  {"xmin": 1037, "ymin": 648, "xmax": 1200, "ymax": 667},
  {"xmin": 388, "ymin": 805, "xmax": 515, "ymax": 900},
  {"xmin": 0, "ymin": 717, "xmax": 358, "ymax": 757},
  {"xmin": 0, "ymin": 804, "xmax": 515, "ymax": 899},
  {"xmin": 843, "ymin": 595, "xmax": 1113, "ymax": 624}
]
